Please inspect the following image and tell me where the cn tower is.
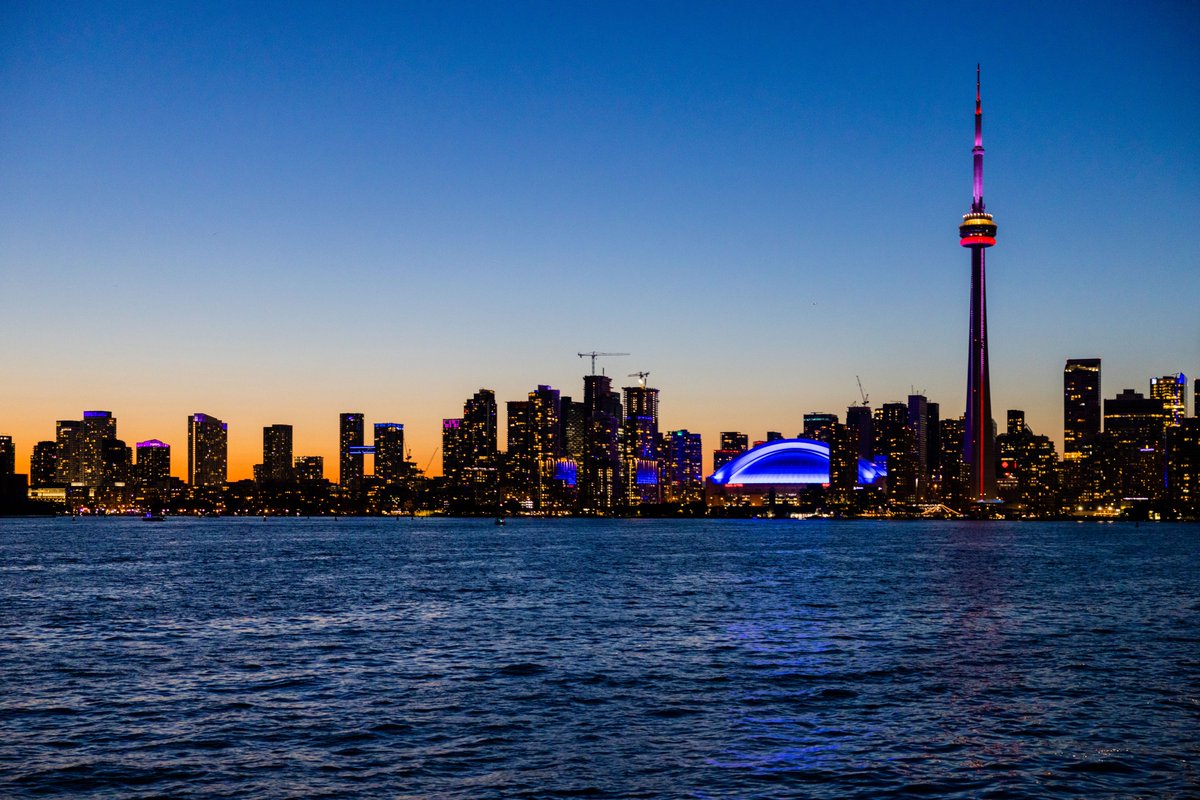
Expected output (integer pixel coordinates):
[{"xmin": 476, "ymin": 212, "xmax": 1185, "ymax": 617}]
[{"xmin": 959, "ymin": 65, "xmax": 999, "ymax": 503}]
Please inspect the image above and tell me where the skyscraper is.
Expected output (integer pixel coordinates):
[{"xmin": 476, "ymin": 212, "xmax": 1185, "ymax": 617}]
[
  {"xmin": 959, "ymin": 67, "xmax": 999, "ymax": 503},
  {"xmin": 0, "ymin": 436, "xmax": 13, "ymax": 476},
  {"xmin": 374, "ymin": 423, "xmax": 406, "ymax": 484},
  {"xmin": 581, "ymin": 375, "xmax": 622, "ymax": 511},
  {"xmin": 339, "ymin": 413, "xmax": 365, "ymax": 488},
  {"xmin": 30, "ymin": 441, "xmax": 58, "ymax": 487},
  {"xmin": 1064, "ymin": 359, "xmax": 1102, "ymax": 459},
  {"xmin": 76, "ymin": 411, "xmax": 117, "ymax": 487},
  {"xmin": 293, "ymin": 456, "xmax": 324, "ymax": 482},
  {"xmin": 441, "ymin": 419, "xmax": 465, "ymax": 483},
  {"xmin": 261, "ymin": 425, "xmax": 294, "ymax": 482},
  {"xmin": 662, "ymin": 429, "xmax": 703, "ymax": 503},
  {"xmin": 188, "ymin": 413, "xmax": 228, "ymax": 487},
  {"xmin": 622, "ymin": 380, "xmax": 660, "ymax": 505}
]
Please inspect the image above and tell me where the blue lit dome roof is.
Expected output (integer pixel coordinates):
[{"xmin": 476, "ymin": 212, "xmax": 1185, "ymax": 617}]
[{"xmin": 709, "ymin": 438, "xmax": 881, "ymax": 486}]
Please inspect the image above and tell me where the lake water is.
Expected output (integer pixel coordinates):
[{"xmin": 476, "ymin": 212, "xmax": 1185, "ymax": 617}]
[{"xmin": 1, "ymin": 517, "xmax": 1197, "ymax": 798}]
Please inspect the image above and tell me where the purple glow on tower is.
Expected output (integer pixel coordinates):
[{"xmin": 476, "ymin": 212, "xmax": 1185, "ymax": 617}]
[
  {"xmin": 136, "ymin": 439, "xmax": 169, "ymax": 448},
  {"xmin": 960, "ymin": 66, "xmax": 999, "ymax": 503}
]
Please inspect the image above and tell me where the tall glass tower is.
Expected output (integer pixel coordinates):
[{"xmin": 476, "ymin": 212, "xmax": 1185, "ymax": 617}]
[{"xmin": 959, "ymin": 66, "xmax": 999, "ymax": 503}]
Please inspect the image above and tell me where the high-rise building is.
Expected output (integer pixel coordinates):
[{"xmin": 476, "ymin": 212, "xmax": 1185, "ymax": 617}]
[
  {"xmin": 959, "ymin": 67, "xmax": 1000, "ymax": 503},
  {"xmin": 459, "ymin": 389, "xmax": 499, "ymax": 497},
  {"xmin": 261, "ymin": 425, "xmax": 294, "ymax": 482},
  {"xmin": 907, "ymin": 395, "xmax": 929, "ymax": 500},
  {"xmin": 845, "ymin": 405, "xmax": 874, "ymax": 462},
  {"xmin": 578, "ymin": 375, "xmax": 623, "ymax": 511},
  {"xmin": 294, "ymin": 456, "xmax": 324, "ymax": 482},
  {"xmin": 339, "ymin": 413, "xmax": 365, "ymax": 488},
  {"xmin": 71, "ymin": 411, "xmax": 117, "ymax": 487},
  {"xmin": 623, "ymin": 381, "xmax": 660, "ymax": 505},
  {"xmin": 996, "ymin": 414, "xmax": 1059, "ymax": 514},
  {"xmin": 528, "ymin": 385, "xmax": 563, "ymax": 508},
  {"xmin": 876, "ymin": 402, "xmax": 915, "ymax": 502},
  {"xmin": 1150, "ymin": 374, "xmax": 1186, "ymax": 427},
  {"xmin": 101, "ymin": 439, "xmax": 132, "ymax": 485},
  {"xmin": 188, "ymin": 413, "xmax": 228, "ymax": 488},
  {"xmin": 0, "ymin": 436, "xmax": 13, "ymax": 476},
  {"xmin": 54, "ymin": 420, "xmax": 83, "ymax": 484},
  {"xmin": 441, "ymin": 419, "xmax": 465, "ymax": 483},
  {"xmin": 1064, "ymin": 358, "xmax": 1102, "ymax": 460},
  {"xmin": 1166, "ymin": 418, "xmax": 1200, "ymax": 515},
  {"xmin": 766, "ymin": 431, "xmax": 784, "ymax": 442},
  {"xmin": 662, "ymin": 429, "xmax": 703, "ymax": 503},
  {"xmin": 714, "ymin": 431, "xmax": 749, "ymax": 472},
  {"xmin": 30, "ymin": 441, "xmax": 58, "ymax": 487},
  {"xmin": 505, "ymin": 400, "xmax": 533, "ymax": 501},
  {"xmin": 374, "ymin": 423, "xmax": 406, "ymax": 484},
  {"xmin": 1101, "ymin": 389, "xmax": 1169, "ymax": 502},
  {"xmin": 136, "ymin": 440, "xmax": 171, "ymax": 485}
]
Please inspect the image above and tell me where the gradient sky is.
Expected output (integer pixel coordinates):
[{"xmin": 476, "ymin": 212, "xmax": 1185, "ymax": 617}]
[{"xmin": 2, "ymin": 2, "xmax": 1198, "ymax": 479}]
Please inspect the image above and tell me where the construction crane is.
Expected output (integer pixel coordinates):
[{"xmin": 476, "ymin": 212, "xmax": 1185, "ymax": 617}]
[
  {"xmin": 628, "ymin": 371, "xmax": 651, "ymax": 388},
  {"xmin": 856, "ymin": 375, "xmax": 869, "ymax": 406},
  {"xmin": 577, "ymin": 351, "xmax": 629, "ymax": 375}
]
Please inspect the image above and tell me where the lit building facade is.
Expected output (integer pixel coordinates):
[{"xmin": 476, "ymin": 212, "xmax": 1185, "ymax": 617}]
[
  {"xmin": 339, "ymin": 413, "xmax": 365, "ymax": 489},
  {"xmin": 622, "ymin": 382, "xmax": 660, "ymax": 505},
  {"xmin": 1064, "ymin": 358, "xmax": 1102, "ymax": 460},
  {"xmin": 1150, "ymin": 374, "xmax": 1186, "ymax": 427},
  {"xmin": 662, "ymin": 429, "xmax": 703, "ymax": 503},
  {"xmin": 262, "ymin": 425, "xmax": 294, "ymax": 482},
  {"xmin": 374, "ymin": 423, "xmax": 406, "ymax": 484},
  {"xmin": 30, "ymin": 441, "xmax": 58, "ymax": 487},
  {"xmin": 136, "ymin": 439, "xmax": 171, "ymax": 485},
  {"xmin": 188, "ymin": 413, "xmax": 228, "ymax": 488}
]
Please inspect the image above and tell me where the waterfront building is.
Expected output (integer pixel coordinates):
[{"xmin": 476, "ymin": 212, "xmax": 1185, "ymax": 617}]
[
  {"xmin": 713, "ymin": 432, "xmax": 748, "ymax": 472},
  {"xmin": 1150, "ymin": 374, "xmax": 1186, "ymax": 427},
  {"xmin": 262, "ymin": 425, "xmax": 293, "ymax": 482},
  {"xmin": 623, "ymin": 380, "xmax": 660, "ymax": 505},
  {"xmin": 339, "ymin": 413, "xmax": 365, "ymax": 489},
  {"xmin": 959, "ymin": 67, "xmax": 1000, "ymax": 503},
  {"xmin": 56, "ymin": 411, "xmax": 119, "ymax": 488},
  {"xmin": 136, "ymin": 440, "xmax": 171, "ymax": 485},
  {"xmin": 1166, "ymin": 418, "xmax": 1200, "ymax": 515},
  {"xmin": 581, "ymin": 374, "xmax": 623, "ymax": 511},
  {"xmin": 441, "ymin": 419, "xmax": 465, "ymax": 484},
  {"xmin": 845, "ymin": 405, "xmax": 874, "ymax": 462},
  {"xmin": 293, "ymin": 456, "xmax": 324, "ymax": 482},
  {"xmin": 907, "ymin": 395, "xmax": 930, "ymax": 500},
  {"xmin": 54, "ymin": 420, "xmax": 83, "ymax": 484},
  {"xmin": 996, "ymin": 413, "xmax": 1059, "ymax": 514},
  {"xmin": 188, "ymin": 413, "xmax": 228, "ymax": 488},
  {"xmin": 0, "ymin": 436, "xmax": 13, "ymax": 476},
  {"xmin": 1064, "ymin": 358, "xmax": 1102, "ymax": 460},
  {"xmin": 662, "ymin": 429, "xmax": 703, "ymax": 503},
  {"xmin": 528, "ymin": 385, "xmax": 564, "ymax": 508},
  {"xmin": 1101, "ymin": 389, "xmax": 1169, "ymax": 502},
  {"xmin": 30, "ymin": 441, "xmax": 58, "ymax": 487},
  {"xmin": 374, "ymin": 423, "xmax": 406, "ymax": 484},
  {"xmin": 875, "ymin": 402, "xmax": 915, "ymax": 502}
]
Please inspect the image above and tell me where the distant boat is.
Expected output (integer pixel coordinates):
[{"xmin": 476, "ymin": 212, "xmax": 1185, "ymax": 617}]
[
  {"xmin": 142, "ymin": 513, "xmax": 165, "ymax": 522},
  {"xmin": 495, "ymin": 516, "xmax": 506, "ymax": 526}
]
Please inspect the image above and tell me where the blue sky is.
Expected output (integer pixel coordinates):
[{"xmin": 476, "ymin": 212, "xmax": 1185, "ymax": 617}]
[{"xmin": 2, "ymin": 2, "xmax": 1198, "ymax": 476}]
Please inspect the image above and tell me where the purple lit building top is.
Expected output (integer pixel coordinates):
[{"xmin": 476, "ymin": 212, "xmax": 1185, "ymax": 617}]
[
  {"xmin": 84, "ymin": 411, "xmax": 112, "ymax": 419},
  {"xmin": 136, "ymin": 439, "xmax": 169, "ymax": 449}
]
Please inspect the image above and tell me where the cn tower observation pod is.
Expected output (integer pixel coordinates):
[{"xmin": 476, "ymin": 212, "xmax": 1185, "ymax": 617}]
[{"xmin": 708, "ymin": 438, "xmax": 882, "ymax": 487}]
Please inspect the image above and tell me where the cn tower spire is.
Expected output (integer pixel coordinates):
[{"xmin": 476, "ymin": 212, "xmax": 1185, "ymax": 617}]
[
  {"xmin": 959, "ymin": 65, "xmax": 999, "ymax": 505},
  {"xmin": 973, "ymin": 64, "xmax": 985, "ymax": 213}
]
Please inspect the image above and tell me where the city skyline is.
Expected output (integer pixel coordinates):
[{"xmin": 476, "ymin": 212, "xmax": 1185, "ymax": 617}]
[{"xmin": 2, "ymin": 4, "xmax": 1198, "ymax": 480}]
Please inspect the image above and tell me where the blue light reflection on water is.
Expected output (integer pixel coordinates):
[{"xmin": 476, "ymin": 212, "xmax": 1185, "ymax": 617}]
[{"xmin": 0, "ymin": 517, "xmax": 1197, "ymax": 798}]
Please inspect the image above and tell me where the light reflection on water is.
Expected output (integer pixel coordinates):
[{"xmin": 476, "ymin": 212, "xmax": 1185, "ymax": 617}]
[{"xmin": 0, "ymin": 517, "xmax": 1197, "ymax": 798}]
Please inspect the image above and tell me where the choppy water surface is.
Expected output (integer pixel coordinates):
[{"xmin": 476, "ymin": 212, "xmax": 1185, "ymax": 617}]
[{"xmin": 1, "ymin": 518, "xmax": 1197, "ymax": 798}]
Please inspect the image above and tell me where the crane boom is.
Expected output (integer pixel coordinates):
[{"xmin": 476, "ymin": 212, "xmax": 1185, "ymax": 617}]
[
  {"xmin": 628, "ymin": 371, "xmax": 650, "ymax": 388},
  {"xmin": 856, "ymin": 375, "xmax": 869, "ymax": 406},
  {"xmin": 578, "ymin": 351, "xmax": 629, "ymax": 375}
]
